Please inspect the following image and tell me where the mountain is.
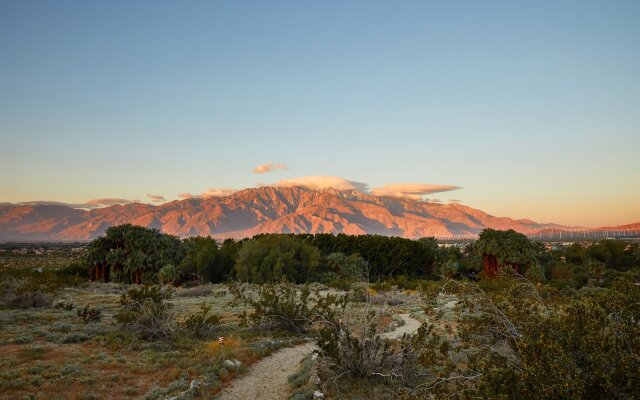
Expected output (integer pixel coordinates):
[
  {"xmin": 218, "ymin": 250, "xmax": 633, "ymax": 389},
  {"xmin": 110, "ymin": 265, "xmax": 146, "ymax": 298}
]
[{"xmin": 0, "ymin": 186, "xmax": 591, "ymax": 241}]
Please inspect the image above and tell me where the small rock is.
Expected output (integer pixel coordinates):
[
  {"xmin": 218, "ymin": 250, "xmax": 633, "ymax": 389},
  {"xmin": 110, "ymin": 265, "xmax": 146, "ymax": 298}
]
[
  {"xmin": 190, "ymin": 379, "xmax": 201, "ymax": 391},
  {"xmin": 232, "ymin": 359, "xmax": 242, "ymax": 369},
  {"xmin": 222, "ymin": 359, "xmax": 237, "ymax": 371},
  {"xmin": 313, "ymin": 391, "xmax": 324, "ymax": 399}
]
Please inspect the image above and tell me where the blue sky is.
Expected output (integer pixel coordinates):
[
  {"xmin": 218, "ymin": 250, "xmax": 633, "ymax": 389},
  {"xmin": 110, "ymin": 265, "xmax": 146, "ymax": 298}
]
[{"xmin": 1, "ymin": 1, "xmax": 639, "ymax": 226}]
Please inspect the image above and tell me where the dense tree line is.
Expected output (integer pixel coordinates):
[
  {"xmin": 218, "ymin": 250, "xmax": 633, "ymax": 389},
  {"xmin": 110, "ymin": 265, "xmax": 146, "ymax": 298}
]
[
  {"xmin": 85, "ymin": 225, "xmax": 640, "ymax": 287},
  {"xmin": 85, "ymin": 226, "xmax": 440, "ymax": 284}
]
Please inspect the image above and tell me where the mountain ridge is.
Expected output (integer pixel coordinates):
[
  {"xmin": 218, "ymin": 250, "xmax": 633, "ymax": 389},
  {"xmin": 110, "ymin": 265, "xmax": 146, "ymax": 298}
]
[{"xmin": 0, "ymin": 186, "xmax": 629, "ymax": 241}]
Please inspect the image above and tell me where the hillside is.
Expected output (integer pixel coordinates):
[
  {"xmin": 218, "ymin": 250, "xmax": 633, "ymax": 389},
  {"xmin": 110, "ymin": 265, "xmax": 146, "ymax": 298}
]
[{"xmin": 0, "ymin": 186, "xmax": 581, "ymax": 241}]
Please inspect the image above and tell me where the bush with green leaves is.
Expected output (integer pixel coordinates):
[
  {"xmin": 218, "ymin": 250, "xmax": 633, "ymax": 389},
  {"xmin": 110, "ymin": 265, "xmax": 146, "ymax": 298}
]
[
  {"xmin": 157, "ymin": 264, "xmax": 182, "ymax": 285},
  {"xmin": 0, "ymin": 278, "xmax": 53, "ymax": 308},
  {"xmin": 228, "ymin": 280, "xmax": 347, "ymax": 334},
  {"xmin": 317, "ymin": 310, "xmax": 418, "ymax": 383},
  {"xmin": 114, "ymin": 285, "xmax": 175, "ymax": 341},
  {"xmin": 178, "ymin": 303, "xmax": 221, "ymax": 339},
  {"xmin": 77, "ymin": 304, "xmax": 102, "ymax": 322},
  {"xmin": 406, "ymin": 276, "xmax": 640, "ymax": 399},
  {"xmin": 52, "ymin": 297, "xmax": 76, "ymax": 311}
]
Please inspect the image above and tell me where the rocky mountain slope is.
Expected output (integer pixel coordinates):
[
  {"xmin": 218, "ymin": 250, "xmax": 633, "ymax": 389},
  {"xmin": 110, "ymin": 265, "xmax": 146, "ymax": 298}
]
[{"xmin": 0, "ymin": 186, "xmax": 582, "ymax": 241}]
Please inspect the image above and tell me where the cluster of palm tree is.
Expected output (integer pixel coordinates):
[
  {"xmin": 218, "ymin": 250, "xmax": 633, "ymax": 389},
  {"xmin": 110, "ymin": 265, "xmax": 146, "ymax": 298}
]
[
  {"xmin": 84, "ymin": 224, "xmax": 184, "ymax": 284},
  {"xmin": 474, "ymin": 229, "xmax": 539, "ymax": 278}
]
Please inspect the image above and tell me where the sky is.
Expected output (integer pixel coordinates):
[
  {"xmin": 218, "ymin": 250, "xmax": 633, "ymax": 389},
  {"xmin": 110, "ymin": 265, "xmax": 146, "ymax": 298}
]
[{"xmin": 1, "ymin": 0, "xmax": 639, "ymax": 227}]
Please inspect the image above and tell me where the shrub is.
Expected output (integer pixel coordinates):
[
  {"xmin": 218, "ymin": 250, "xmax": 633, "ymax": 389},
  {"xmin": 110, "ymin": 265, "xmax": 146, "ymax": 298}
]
[
  {"xmin": 53, "ymin": 297, "xmax": 76, "ymax": 311},
  {"xmin": 178, "ymin": 303, "xmax": 221, "ymax": 339},
  {"xmin": 77, "ymin": 304, "xmax": 102, "ymax": 322},
  {"xmin": 175, "ymin": 285, "xmax": 214, "ymax": 298},
  {"xmin": 409, "ymin": 277, "xmax": 640, "ymax": 399},
  {"xmin": 228, "ymin": 281, "xmax": 347, "ymax": 334},
  {"xmin": 59, "ymin": 333, "xmax": 90, "ymax": 344},
  {"xmin": 317, "ymin": 310, "xmax": 419, "ymax": 384},
  {"xmin": 0, "ymin": 278, "xmax": 53, "ymax": 308},
  {"xmin": 114, "ymin": 285, "xmax": 174, "ymax": 341}
]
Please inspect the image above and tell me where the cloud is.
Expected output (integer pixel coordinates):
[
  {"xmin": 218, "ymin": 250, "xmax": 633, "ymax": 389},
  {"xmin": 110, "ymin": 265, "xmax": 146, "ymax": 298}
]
[
  {"xmin": 147, "ymin": 194, "xmax": 166, "ymax": 203},
  {"xmin": 13, "ymin": 198, "xmax": 136, "ymax": 209},
  {"xmin": 200, "ymin": 188, "xmax": 238, "ymax": 198},
  {"xmin": 85, "ymin": 198, "xmax": 135, "ymax": 207},
  {"xmin": 177, "ymin": 188, "xmax": 238, "ymax": 199},
  {"xmin": 448, "ymin": 199, "xmax": 462, "ymax": 203},
  {"xmin": 270, "ymin": 176, "xmax": 369, "ymax": 192},
  {"xmin": 252, "ymin": 162, "xmax": 289, "ymax": 174},
  {"xmin": 371, "ymin": 184, "xmax": 461, "ymax": 200}
]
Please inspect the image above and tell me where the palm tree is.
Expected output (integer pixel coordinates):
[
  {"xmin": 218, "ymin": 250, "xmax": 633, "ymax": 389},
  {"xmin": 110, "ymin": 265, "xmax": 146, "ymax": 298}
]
[
  {"xmin": 85, "ymin": 236, "xmax": 110, "ymax": 282},
  {"xmin": 475, "ymin": 229, "xmax": 538, "ymax": 278}
]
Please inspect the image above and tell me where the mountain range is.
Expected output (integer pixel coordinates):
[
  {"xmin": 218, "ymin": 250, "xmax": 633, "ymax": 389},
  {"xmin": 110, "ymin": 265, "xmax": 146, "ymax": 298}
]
[{"xmin": 0, "ymin": 186, "xmax": 632, "ymax": 241}]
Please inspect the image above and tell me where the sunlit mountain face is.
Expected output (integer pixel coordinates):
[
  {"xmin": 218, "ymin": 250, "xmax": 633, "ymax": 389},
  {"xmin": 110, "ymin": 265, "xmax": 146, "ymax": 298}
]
[{"xmin": 0, "ymin": 186, "xmax": 581, "ymax": 241}]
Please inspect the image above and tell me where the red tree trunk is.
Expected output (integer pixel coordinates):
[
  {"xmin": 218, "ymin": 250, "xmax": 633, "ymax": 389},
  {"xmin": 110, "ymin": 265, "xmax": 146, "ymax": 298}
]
[
  {"xmin": 483, "ymin": 254, "xmax": 498, "ymax": 279},
  {"xmin": 134, "ymin": 271, "xmax": 142, "ymax": 285},
  {"xmin": 95, "ymin": 265, "xmax": 102, "ymax": 281}
]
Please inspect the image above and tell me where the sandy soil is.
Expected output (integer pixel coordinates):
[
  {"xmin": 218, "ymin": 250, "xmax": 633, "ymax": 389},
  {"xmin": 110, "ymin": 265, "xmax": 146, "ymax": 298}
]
[
  {"xmin": 381, "ymin": 313, "xmax": 421, "ymax": 339},
  {"xmin": 216, "ymin": 342, "xmax": 317, "ymax": 400},
  {"xmin": 216, "ymin": 314, "xmax": 421, "ymax": 399}
]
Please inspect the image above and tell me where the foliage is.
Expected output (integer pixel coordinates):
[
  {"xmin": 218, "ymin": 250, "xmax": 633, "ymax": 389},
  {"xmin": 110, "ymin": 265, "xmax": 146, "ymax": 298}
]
[
  {"xmin": 0, "ymin": 278, "xmax": 53, "ymax": 309},
  {"xmin": 157, "ymin": 264, "xmax": 181, "ymax": 285},
  {"xmin": 180, "ymin": 236, "xmax": 227, "ymax": 283},
  {"xmin": 306, "ymin": 233, "xmax": 438, "ymax": 278},
  {"xmin": 325, "ymin": 252, "xmax": 368, "ymax": 282},
  {"xmin": 228, "ymin": 280, "xmax": 347, "ymax": 334},
  {"xmin": 178, "ymin": 303, "xmax": 221, "ymax": 339},
  {"xmin": 475, "ymin": 229, "xmax": 539, "ymax": 269},
  {"xmin": 411, "ymin": 277, "xmax": 640, "ymax": 399},
  {"xmin": 317, "ymin": 311, "xmax": 417, "ymax": 381},
  {"xmin": 84, "ymin": 224, "xmax": 184, "ymax": 283},
  {"xmin": 114, "ymin": 285, "xmax": 175, "ymax": 341},
  {"xmin": 52, "ymin": 297, "xmax": 76, "ymax": 311},
  {"xmin": 234, "ymin": 235, "xmax": 321, "ymax": 283},
  {"xmin": 76, "ymin": 304, "xmax": 102, "ymax": 322}
]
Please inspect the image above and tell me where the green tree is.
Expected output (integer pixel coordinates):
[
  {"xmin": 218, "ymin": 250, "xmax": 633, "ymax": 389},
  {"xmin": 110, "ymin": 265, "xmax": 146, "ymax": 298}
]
[
  {"xmin": 180, "ymin": 236, "xmax": 222, "ymax": 283},
  {"xmin": 234, "ymin": 234, "xmax": 321, "ymax": 283}
]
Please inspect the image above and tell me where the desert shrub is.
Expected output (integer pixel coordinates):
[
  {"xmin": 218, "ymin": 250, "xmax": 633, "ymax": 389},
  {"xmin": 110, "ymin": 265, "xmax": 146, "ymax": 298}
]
[
  {"xmin": 0, "ymin": 278, "xmax": 53, "ymax": 308},
  {"xmin": 114, "ymin": 285, "xmax": 174, "ymax": 341},
  {"xmin": 317, "ymin": 310, "xmax": 419, "ymax": 386},
  {"xmin": 59, "ymin": 332, "xmax": 90, "ymax": 344},
  {"xmin": 77, "ymin": 304, "xmax": 102, "ymax": 322},
  {"xmin": 228, "ymin": 281, "xmax": 347, "ymax": 334},
  {"xmin": 13, "ymin": 335, "xmax": 33, "ymax": 344},
  {"xmin": 174, "ymin": 285, "xmax": 215, "ymax": 298},
  {"xmin": 178, "ymin": 303, "xmax": 221, "ymax": 339},
  {"xmin": 53, "ymin": 297, "xmax": 76, "ymax": 311},
  {"xmin": 288, "ymin": 354, "xmax": 318, "ymax": 400},
  {"xmin": 408, "ymin": 277, "xmax": 640, "ymax": 399}
]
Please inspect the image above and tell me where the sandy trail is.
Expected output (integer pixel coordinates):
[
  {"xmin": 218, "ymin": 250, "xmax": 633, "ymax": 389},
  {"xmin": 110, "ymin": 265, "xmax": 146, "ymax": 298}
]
[
  {"xmin": 381, "ymin": 313, "xmax": 421, "ymax": 339},
  {"xmin": 216, "ymin": 314, "xmax": 421, "ymax": 399},
  {"xmin": 216, "ymin": 342, "xmax": 317, "ymax": 400}
]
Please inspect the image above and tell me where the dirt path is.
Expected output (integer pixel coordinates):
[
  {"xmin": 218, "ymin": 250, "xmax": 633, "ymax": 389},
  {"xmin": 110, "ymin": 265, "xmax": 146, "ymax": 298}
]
[
  {"xmin": 216, "ymin": 314, "xmax": 421, "ymax": 399},
  {"xmin": 381, "ymin": 313, "xmax": 421, "ymax": 339},
  {"xmin": 216, "ymin": 342, "xmax": 317, "ymax": 400}
]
